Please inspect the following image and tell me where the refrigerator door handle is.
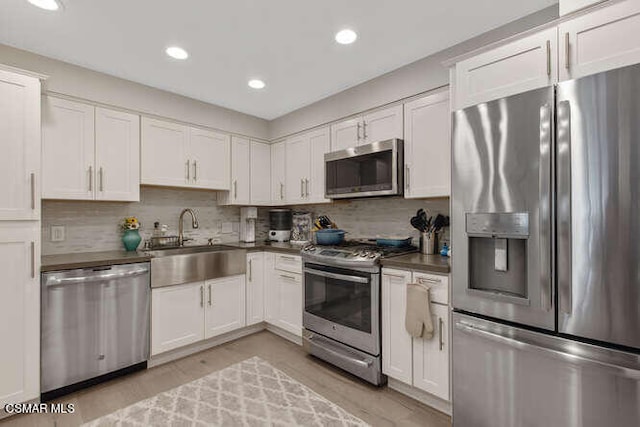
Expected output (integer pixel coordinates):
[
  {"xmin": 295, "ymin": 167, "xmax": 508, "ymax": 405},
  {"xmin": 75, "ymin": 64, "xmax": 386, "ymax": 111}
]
[
  {"xmin": 557, "ymin": 100, "xmax": 572, "ymax": 315},
  {"xmin": 539, "ymin": 103, "xmax": 552, "ymax": 311},
  {"xmin": 455, "ymin": 320, "xmax": 640, "ymax": 379}
]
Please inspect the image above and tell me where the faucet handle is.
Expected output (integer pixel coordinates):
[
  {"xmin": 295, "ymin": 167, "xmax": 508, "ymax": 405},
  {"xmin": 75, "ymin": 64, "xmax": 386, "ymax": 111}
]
[{"xmin": 208, "ymin": 238, "xmax": 214, "ymax": 246}]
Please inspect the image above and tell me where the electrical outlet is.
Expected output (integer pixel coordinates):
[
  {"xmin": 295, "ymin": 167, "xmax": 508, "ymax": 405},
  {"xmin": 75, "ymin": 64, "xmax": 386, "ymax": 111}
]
[{"xmin": 51, "ymin": 225, "xmax": 65, "ymax": 242}]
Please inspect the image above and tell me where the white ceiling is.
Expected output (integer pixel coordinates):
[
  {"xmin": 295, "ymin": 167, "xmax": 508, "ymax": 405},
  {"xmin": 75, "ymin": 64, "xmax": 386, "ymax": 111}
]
[{"xmin": 0, "ymin": 0, "xmax": 556, "ymax": 119}]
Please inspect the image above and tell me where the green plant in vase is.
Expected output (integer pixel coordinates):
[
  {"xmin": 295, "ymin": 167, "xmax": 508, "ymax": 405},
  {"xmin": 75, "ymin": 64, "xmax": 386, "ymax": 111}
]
[{"xmin": 121, "ymin": 216, "xmax": 142, "ymax": 251}]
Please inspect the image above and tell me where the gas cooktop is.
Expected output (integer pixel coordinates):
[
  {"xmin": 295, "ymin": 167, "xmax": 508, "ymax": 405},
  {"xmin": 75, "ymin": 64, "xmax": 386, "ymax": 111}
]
[{"xmin": 301, "ymin": 240, "xmax": 417, "ymax": 268}]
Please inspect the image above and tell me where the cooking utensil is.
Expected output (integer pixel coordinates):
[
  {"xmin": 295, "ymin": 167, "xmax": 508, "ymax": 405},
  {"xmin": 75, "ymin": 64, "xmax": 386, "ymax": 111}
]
[
  {"xmin": 375, "ymin": 237, "xmax": 413, "ymax": 247},
  {"xmin": 432, "ymin": 214, "xmax": 446, "ymax": 233},
  {"xmin": 315, "ymin": 229, "xmax": 346, "ymax": 245}
]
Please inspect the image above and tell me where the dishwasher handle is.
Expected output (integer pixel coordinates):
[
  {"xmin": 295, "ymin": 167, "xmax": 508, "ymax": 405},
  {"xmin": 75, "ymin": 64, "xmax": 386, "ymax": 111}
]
[{"xmin": 44, "ymin": 267, "xmax": 149, "ymax": 287}]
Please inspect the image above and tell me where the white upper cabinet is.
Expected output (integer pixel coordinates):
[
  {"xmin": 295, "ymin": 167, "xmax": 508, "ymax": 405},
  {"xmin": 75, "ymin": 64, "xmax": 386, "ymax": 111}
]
[
  {"xmin": 219, "ymin": 136, "xmax": 251, "ymax": 205},
  {"xmin": 330, "ymin": 105, "xmax": 403, "ymax": 151},
  {"xmin": 363, "ymin": 105, "xmax": 403, "ymax": 144},
  {"xmin": 560, "ymin": 0, "xmax": 640, "ymax": 81},
  {"xmin": 204, "ymin": 275, "xmax": 246, "ymax": 339},
  {"xmin": 189, "ymin": 127, "xmax": 230, "ymax": 190},
  {"xmin": 142, "ymin": 117, "xmax": 231, "ymax": 190},
  {"xmin": 0, "ymin": 223, "xmax": 40, "ymax": 406},
  {"xmin": 285, "ymin": 134, "xmax": 309, "ymax": 204},
  {"xmin": 307, "ymin": 127, "xmax": 331, "ymax": 204},
  {"xmin": 560, "ymin": 0, "xmax": 607, "ymax": 16},
  {"xmin": 42, "ymin": 97, "xmax": 95, "ymax": 201},
  {"xmin": 141, "ymin": 117, "xmax": 188, "ymax": 188},
  {"xmin": 331, "ymin": 117, "xmax": 361, "ymax": 151},
  {"xmin": 271, "ymin": 142, "xmax": 286, "ymax": 204},
  {"xmin": 403, "ymin": 91, "xmax": 450, "ymax": 198},
  {"xmin": 44, "ymin": 97, "xmax": 140, "ymax": 202},
  {"xmin": 283, "ymin": 127, "xmax": 330, "ymax": 205},
  {"xmin": 0, "ymin": 70, "xmax": 40, "ymax": 220},
  {"xmin": 250, "ymin": 141, "xmax": 272, "ymax": 205},
  {"xmin": 95, "ymin": 107, "xmax": 140, "ymax": 201},
  {"xmin": 454, "ymin": 27, "xmax": 558, "ymax": 110}
]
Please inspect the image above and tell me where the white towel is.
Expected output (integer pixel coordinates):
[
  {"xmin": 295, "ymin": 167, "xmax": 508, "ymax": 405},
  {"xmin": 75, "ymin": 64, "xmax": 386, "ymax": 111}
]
[{"xmin": 405, "ymin": 283, "xmax": 434, "ymax": 339}]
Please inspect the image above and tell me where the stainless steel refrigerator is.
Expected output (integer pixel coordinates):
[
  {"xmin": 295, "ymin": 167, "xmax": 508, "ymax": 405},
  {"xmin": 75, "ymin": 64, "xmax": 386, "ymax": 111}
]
[{"xmin": 451, "ymin": 64, "xmax": 640, "ymax": 426}]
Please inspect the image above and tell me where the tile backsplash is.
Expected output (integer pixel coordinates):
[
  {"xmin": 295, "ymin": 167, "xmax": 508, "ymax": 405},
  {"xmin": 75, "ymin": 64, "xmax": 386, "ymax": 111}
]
[{"xmin": 42, "ymin": 187, "xmax": 449, "ymax": 255}]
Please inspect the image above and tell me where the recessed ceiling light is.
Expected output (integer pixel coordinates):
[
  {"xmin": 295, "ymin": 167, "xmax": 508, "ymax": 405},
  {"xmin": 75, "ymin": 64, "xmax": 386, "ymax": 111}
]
[
  {"xmin": 27, "ymin": 0, "xmax": 60, "ymax": 11},
  {"xmin": 248, "ymin": 79, "xmax": 266, "ymax": 90},
  {"xmin": 165, "ymin": 46, "xmax": 189, "ymax": 60},
  {"xmin": 335, "ymin": 29, "xmax": 357, "ymax": 45}
]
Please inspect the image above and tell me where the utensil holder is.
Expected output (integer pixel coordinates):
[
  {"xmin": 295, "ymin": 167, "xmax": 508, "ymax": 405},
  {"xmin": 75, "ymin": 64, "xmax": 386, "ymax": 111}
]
[{"xmin": 421, "ymin": 232, "xmax": 436, "ymax": 255}]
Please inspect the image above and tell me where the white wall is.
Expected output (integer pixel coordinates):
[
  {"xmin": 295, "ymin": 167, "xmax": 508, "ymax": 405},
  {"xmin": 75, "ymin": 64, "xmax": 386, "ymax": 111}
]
[
  {"xmin": 269, "ymin": 5, "xmax": 558, "ymax": 140},
  {"xmin": 0, "ymin": 44, "xmax": 269, "ymax": 139}
]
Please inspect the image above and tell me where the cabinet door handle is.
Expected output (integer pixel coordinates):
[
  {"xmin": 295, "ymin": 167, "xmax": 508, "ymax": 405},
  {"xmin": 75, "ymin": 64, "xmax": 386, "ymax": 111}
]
[
  {"xmin": 30, "ymin": 173, "xmax": 36, "ymax": 210},
  {"xmin": 88, "ymin": 166, "xmax": 93, "ymax": 192},
  {"xmin": 564, "ymin": 32, "xmax": 570, "ymax": 71},
  {"xmin": 439, "ymin": 317, "xmax": 444, "ymax": 351},
  {"xmin": 417, "ymin": 276, "xmax": 441, "ymax": 285},
  {"xmin": 234, "ymin": 180, "xmax": 238, "ymax": 199},
  {"xmin": 300, "ymin": 179, "xmax": 304, "ymax": 198},
  {"xmin": 546, "ymin": 40, "xmax": 551, "ymax": 77},
  {"xmin": 208, "ymin": 284, "xmax": 212, "ymax": 306},
  {"xmin": 305, "ymin": 178, "xmax": 310, "ymax": 198},
  {"xmin": 30, "ymin": 241, "xmax": 36, "ymax": 279},
  {"xmin": 280, "ymin": 274, "xmax": 296, "ymax": 281},
  {"xmin": 186, "ymin": 160, "xmax": 190, "ymax": 181},
  {"xmin": 405, "ymin": 165, "xmax": 410, "ymax": 191},
  {"xmin": 99, "ymin": 167, "xmax": 104, "ymax": 192},
  {"xmin": 280, "ymin": 182, "xmax": 284, "ymax": 200},
  {"xmin": 356, "ymin": 122, "xmax": 361, "ymax": 142},
  {"xmin": 362, "ymin": 121, "xmax": 367, "ymax": 140},
  {"xmin": 248, "ymin": 259, "xmax": 253, "ymax": 281},
  {"xmin": 193, "ymin": 160, "xmax": 197, "ymax": 182},
  {"xmin": 200, "ymin": 285, "xmax": 204, "ymax": 308}
]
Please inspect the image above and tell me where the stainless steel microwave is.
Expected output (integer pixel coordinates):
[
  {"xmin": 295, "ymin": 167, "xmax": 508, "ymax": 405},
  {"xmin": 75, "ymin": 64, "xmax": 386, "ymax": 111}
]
[{"xmin": 325, "ymin": 139, "xmax": 404, "ymax": 199}]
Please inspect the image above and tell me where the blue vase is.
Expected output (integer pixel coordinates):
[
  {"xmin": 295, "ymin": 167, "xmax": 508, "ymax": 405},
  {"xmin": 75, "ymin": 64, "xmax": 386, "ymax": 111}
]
[{"xmin": 122, "ymin": 229, "xmax": 142, "ymax": 252}]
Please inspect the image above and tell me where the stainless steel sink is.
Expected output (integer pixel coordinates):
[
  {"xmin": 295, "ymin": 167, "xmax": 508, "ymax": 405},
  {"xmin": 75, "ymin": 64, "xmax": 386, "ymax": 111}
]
[
  {"xmin": 145, "ymin": 244, "xmax": 236, "ymax": 257},
  {"xmin": 146, "ymin": 245, "xmax": 246, "ymax": 288}
]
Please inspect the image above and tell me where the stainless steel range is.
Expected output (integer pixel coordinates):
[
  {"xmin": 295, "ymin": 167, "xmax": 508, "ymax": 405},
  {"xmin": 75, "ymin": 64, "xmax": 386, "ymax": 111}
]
[{"xmin": 301, "ymin": 241, "xmax": 415, "ymax": 385}]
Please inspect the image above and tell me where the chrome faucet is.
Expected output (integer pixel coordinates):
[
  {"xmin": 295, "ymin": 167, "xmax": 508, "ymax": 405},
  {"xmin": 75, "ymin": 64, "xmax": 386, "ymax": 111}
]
[{"xmin": 178, "ymin": 208, "xmax": 199, "ymax": 246}]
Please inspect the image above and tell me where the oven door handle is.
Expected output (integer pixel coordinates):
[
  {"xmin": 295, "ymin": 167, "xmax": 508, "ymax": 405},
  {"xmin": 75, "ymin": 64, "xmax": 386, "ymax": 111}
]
[
  {"xmin": 304, "ymin": 268, "xmax": 369, "ymax": 284},
  {"xmin": 304, "ymin": 333, "xmax": 373, "ymax": 368}
]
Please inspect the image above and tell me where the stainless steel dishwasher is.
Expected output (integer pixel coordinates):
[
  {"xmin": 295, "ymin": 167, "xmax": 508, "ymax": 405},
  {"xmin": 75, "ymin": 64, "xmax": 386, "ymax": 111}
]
[{"xmin": 41, "ymin": 262, "xmax": 150, "ymax": 399}]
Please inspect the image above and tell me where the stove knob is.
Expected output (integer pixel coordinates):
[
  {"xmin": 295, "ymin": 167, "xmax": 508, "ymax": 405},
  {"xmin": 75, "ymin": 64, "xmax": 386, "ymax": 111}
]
[
  {"xmin": 350, "ymin": 251, "xmax": 359, "ymax": 257},
  {"xmin": 368, "ymin": 253, "xmax": 377, "ymax": 259}
]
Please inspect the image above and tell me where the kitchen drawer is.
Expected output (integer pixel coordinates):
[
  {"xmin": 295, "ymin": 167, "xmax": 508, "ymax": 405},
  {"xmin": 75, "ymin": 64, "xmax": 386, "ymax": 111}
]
[
  {"xmin": 412, "ymin": 272, "xmax": 448, "ymax": 305},
  {"xmin": 274, "ymin": 253, "xmax": 302, "ymax": 274}
]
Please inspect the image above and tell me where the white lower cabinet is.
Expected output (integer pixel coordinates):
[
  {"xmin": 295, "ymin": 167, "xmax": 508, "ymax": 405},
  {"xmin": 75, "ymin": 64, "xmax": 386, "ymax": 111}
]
[
  {"xmin": 246, "ymin": 252, "xmax": 265, "ymax": 325},
  {"xmin": 205, "ymin": 275, "xmax": 246, "ymax": 338},
  {"xmin": 412, "ymin": 303, "xmax": 449, "ymax": 400},
  {"xmin": 151, "ymin": 275, "xmax": 246, "ymax": 356},
  {"xmin": 151, "ymin": 281, "xmax": 205, "ymax": 356},
  {"xmin": 265, "ymin": 252, "xmax": 302, "ymax": 337},
  {"xmin": 381, "ymin": 268, "xmax": 451, "ymax": 401},
  {"xmin": 0, "ymin": 223, "xmax": 40, "ymax": 407}
]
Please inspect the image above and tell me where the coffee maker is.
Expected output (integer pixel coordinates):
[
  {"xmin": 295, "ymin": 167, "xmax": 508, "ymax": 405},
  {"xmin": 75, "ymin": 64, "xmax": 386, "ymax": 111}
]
[
  {"xmin": 269, "ymin": 209, "xmax": 292, "ymax": 242},
  {"xmin": 240, "ymin": 207, "xmax": 257, "ymax": 243}
]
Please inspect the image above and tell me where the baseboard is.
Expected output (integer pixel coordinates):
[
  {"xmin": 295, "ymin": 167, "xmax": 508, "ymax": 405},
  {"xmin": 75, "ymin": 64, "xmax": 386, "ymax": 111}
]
[
  {"xmin": 148, "ymin": 323, "xmax": 266, "ymax": 368},
  {"xmin": 388, "ymin": 378, "xmax": 452, "ymax": 416},
  {"xmin": 265, "ymin": 323, "xmax": 303, "ymax": 346}
]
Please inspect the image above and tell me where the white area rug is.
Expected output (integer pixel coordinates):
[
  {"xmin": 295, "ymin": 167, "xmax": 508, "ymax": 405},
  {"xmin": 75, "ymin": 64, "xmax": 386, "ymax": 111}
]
[{"xmin": 83, "ymin": 356, "xmax": 369, "ymax": 426}]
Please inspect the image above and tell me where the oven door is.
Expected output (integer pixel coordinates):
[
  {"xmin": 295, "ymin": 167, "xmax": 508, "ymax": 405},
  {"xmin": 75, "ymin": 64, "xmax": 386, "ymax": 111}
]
[
  {"xmin": 325, "ymin": 139, "xmax": 403, "ymax": 199},
  {"xmin": 303, "ymin": 263, "xmax": 379, "ymax": 356}
]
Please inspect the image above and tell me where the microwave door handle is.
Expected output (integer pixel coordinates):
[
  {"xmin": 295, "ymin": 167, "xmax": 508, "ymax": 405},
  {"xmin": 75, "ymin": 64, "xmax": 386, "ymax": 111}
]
[
  {"xmin": 557, "ymin": 100, "xmax": 572, "ymax": 315},
  {"xmin": 304, "ymin": 268, "xmax": 369, "ymax": 284},
  {"xmin": 539, "ymin": 103, "xmax": 552, "ymax": 311}
]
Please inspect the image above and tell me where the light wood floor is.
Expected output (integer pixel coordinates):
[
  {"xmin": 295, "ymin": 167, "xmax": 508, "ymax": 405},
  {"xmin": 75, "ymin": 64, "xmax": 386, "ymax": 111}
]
[{"xmin": 1, "ymin": 331, "xmax": 452, "ymax": 426}]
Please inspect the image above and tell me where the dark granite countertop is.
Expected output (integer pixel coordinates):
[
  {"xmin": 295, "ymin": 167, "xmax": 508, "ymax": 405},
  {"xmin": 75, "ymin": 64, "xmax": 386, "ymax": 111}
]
[
  {"xmin": 41, "ymin": 242, "xmax": 303, "ymax": 272},
  {"xmin": 41, "ymin": 251, "xmax": 152, "ymax": 272},
  {"xmin": 380, "ymin": 253, "xmax": 450, "ymax": 274}
]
